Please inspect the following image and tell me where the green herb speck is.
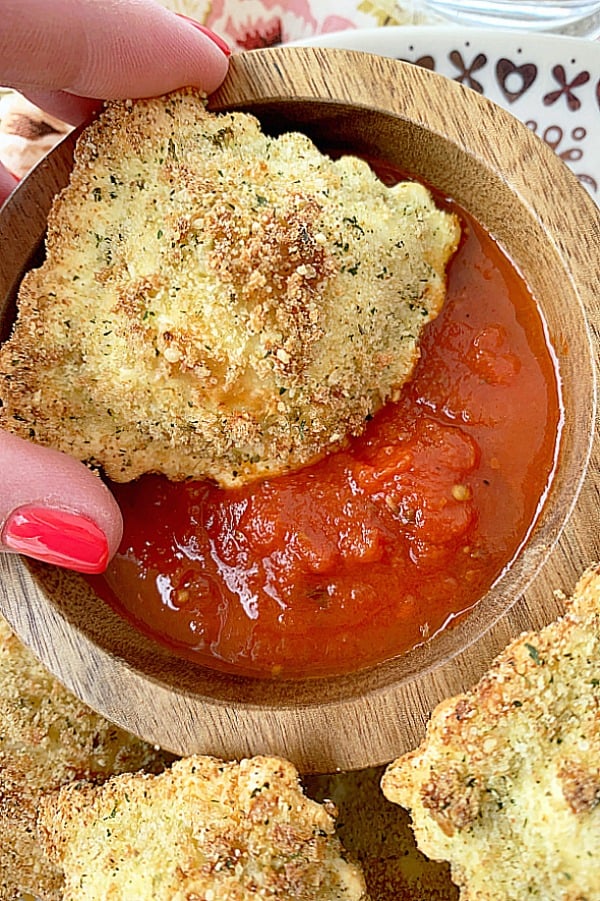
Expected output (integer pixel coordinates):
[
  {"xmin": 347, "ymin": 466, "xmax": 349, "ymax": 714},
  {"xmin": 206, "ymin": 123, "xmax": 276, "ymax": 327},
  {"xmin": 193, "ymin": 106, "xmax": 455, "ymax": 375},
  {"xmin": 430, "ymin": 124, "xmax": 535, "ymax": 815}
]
[{"xmin": 525, "ymin": 643, "xmax": 542, "ymax": 665}]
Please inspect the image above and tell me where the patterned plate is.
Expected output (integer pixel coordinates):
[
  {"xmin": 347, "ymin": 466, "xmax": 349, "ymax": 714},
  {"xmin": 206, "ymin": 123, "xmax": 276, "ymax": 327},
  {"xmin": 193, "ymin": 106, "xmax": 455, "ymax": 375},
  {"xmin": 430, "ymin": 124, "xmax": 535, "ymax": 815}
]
[{"xmin": 293, "ymin": 26, "xmax": 600, "ymax": 203}]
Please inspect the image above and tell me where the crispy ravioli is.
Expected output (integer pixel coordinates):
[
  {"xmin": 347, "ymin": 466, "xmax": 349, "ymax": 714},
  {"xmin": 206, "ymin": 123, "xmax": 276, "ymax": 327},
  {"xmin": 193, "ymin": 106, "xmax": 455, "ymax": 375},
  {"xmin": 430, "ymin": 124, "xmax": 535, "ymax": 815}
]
[
  {"xmin": 38, "ymin": 754, "xmax": 369, "ymax": 901},
  {"xmin": 0, "ymin": 613, "xmax": 169, "ymax": 901},
  {"xmin": 381, "ymin": 567, "xmax": 600, "ymax": 901},
  {"xmin": 0, "ymin": 88, "xmax": 460, "ymax": 487}
]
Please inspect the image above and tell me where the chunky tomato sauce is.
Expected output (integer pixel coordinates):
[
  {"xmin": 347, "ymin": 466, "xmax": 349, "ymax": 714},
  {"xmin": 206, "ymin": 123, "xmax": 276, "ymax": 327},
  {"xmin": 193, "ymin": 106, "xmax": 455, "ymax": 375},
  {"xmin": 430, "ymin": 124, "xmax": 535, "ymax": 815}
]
[{"xmin": 92, "ymin": 181, "xmax": 561, "ymax": 680}]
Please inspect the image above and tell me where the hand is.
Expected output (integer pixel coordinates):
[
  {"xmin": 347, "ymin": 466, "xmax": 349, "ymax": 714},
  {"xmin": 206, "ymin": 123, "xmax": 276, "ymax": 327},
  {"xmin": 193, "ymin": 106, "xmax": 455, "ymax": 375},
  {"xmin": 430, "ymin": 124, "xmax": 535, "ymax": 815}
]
[
  {"xmin": 0, "ymin": 0, "xmax": 230, "ymax": 198},
  {"xmin": 0, "ymin": 0, "xmax": 230, "ymax": 573}
]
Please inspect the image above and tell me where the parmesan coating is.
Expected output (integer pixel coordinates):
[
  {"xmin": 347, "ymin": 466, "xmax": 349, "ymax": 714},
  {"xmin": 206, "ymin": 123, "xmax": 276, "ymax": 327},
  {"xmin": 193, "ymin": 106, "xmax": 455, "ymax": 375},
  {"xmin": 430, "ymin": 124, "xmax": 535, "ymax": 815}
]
[
  {"xmin": 0, "ymin": 613, "xmax": 169, "ymax": 901},
  {"xmin": 0, "ymin": 88, "xmax": 460, "ymax": 487},
  {"xmin": 38, "ymin": 754, "xmax": 369, "ymax": 901},
  {"xmin": 381, "ymin": 567, "xmax": 600, "ymax": 901}
]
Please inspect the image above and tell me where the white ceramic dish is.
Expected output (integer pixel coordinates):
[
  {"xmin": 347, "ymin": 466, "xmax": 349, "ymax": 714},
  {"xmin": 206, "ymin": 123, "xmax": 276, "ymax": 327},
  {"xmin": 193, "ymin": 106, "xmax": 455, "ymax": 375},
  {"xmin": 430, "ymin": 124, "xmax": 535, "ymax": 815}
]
[{"xmin": 292, "ymin": 26, "xmax": 600, "ymax": 203}]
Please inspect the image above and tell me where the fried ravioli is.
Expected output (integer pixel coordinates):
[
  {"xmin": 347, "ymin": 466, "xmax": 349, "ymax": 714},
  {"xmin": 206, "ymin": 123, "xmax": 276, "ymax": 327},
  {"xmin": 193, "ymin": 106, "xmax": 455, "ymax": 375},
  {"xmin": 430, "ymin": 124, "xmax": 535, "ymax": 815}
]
[
  {"xmin": 0, "ymin": 614, "xmax": 169, "ymax": 901},
  {"xmin": 38, "ymin": 754, "xmax": 369, "ymax": 901},
  {"xmin": 381, "ymin": 567, "xmax": 600, "ymax": 901},
  {"xmin": 0, "ymin": 88, "xmax": 460, "ymax": 487}
]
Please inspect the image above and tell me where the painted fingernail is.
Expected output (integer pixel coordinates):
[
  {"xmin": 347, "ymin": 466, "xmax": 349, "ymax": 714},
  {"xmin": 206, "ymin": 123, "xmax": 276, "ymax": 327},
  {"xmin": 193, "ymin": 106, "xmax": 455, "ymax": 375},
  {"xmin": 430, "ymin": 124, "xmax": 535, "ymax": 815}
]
[
  {"xmin": 176, "ymin": 15, "xmax": 231, "ymax": 56},
  {"xmin": 2, "ymin": 505, "xmax": 110, "ymax": 574}
]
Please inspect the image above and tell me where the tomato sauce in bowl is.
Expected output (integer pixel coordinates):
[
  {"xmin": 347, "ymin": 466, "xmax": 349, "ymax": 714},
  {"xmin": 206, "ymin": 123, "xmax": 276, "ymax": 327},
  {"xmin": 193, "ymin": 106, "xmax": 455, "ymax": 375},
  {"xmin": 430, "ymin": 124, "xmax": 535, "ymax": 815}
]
[{"xmin": 91, "ymin": 184, "xmax": 561, "ymax": 681}]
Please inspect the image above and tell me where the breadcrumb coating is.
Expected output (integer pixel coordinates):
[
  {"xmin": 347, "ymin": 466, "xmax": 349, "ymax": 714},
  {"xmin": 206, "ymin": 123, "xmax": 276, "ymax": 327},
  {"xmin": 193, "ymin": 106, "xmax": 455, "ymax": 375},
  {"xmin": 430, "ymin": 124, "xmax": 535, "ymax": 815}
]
[
  {"xmin": 0, "ymin": 614, "xmax": 169, "ymax": 901},
  {"xmin": 0, "ymin": 88, "xmax": 459, "ymax": 487},
  {"xmin": 39, "ymin": 754, "xmax": 369, "ymax": 901},
  {"xmin": 381, "ymin": 566, "xmax": 600, "ymax": 901}
]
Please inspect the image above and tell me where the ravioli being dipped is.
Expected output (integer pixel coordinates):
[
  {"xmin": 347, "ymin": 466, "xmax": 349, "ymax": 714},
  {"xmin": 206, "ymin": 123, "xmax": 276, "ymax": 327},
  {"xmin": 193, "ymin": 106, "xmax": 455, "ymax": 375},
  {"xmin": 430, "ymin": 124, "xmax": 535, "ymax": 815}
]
[{"xmin": 0, "ymin": 88, "xmax": 460, "ymax": 487}]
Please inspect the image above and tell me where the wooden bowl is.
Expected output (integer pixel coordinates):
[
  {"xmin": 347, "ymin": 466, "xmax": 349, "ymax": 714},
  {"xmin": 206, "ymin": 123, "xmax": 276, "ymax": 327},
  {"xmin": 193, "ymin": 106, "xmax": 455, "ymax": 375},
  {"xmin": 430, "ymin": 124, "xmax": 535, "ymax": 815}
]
[{"xmin": 0, "ymin": 47, "xmax": 598, "ymax": 773}]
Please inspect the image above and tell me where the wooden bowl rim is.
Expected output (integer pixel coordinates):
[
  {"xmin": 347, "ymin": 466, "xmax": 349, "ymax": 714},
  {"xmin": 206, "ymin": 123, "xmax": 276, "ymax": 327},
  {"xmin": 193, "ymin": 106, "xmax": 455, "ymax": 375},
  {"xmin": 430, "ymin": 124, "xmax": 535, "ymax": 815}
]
[{"xmin": 0, "ymin": 47, "xmax": 598, "ymax": 772}]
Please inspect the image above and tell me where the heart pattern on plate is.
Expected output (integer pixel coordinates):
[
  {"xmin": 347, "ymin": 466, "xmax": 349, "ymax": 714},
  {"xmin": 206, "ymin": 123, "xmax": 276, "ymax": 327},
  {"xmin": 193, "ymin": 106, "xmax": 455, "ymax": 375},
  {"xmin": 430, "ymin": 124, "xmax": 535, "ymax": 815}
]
[
  {"xmin": 496, "ymin": 58, "xmax": 538, "ymax": 103},
  {"xmin": 393, "ymin": 36, "xmax": 599, "ymax": 200}
]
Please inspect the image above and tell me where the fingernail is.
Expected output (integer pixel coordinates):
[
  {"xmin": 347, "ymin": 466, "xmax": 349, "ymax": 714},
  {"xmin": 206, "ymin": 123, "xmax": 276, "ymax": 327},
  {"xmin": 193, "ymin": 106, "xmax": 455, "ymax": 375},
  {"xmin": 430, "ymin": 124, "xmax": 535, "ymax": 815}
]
[
  {"xmin": 2, "ymin": 505, "xmax": 110, "ymax": 574},
  {"xmin": 176, "ymin": 15, "xmax": 231, "ymax": 56}
]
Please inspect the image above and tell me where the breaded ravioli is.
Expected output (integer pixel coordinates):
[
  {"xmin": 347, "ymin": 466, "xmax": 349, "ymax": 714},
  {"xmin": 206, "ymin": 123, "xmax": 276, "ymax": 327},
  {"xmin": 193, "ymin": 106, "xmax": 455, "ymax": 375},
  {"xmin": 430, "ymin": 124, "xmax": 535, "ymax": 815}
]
[
  {"xmin": 39, "ymin": 754, "xmax": 369, "ymax": 901},
  {"xmin": 0, "ymin": 614, "xmax": 169, "ymax": 901},
  {"xmin": 381, "ymin": 567, "xmax": 600, "ymax": 901},
  {"xmin": 0, "ymin": 88, "xmax": 460, "ymax": 487}
]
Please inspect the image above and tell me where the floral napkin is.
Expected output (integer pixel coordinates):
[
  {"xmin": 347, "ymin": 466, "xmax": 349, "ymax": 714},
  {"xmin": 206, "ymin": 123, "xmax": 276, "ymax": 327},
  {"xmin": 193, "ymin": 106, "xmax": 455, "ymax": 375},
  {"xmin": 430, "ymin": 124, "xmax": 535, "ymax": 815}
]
[{"xmin": 166, "ymin": 0, "xmax": 426, "ymax": 48}]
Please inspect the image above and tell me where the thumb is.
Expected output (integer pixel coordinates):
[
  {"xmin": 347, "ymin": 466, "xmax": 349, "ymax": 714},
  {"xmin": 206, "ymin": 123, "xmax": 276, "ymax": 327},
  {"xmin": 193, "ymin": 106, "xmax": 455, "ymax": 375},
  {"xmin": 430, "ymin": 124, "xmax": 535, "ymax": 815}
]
[
  {"xmin": 0, "ymin": 432, "xmax": 122, "ymax": 574},
  {"xmin": 1, "ymin": 0, "xmax": 230, "ymax": 101}
]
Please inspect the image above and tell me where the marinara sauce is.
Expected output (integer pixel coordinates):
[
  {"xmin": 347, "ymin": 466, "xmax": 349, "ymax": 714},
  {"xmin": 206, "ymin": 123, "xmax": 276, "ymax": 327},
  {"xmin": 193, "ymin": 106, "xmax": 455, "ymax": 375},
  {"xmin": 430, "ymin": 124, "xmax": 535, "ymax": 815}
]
[{"xmin": 91, "ymin": 175, "xmax": 561, "ymax": 680}]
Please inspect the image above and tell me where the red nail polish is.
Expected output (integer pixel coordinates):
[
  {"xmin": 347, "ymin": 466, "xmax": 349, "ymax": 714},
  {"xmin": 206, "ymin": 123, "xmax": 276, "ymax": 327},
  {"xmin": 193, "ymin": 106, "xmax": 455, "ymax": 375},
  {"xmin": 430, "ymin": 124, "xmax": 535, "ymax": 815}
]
[
  {"xmin": 176, "ymin": 15, "xmax": 231, "ymax": 56},
  {"xmin": 3, "ymin": 505, "xmax": 110, "ymax": 574}
]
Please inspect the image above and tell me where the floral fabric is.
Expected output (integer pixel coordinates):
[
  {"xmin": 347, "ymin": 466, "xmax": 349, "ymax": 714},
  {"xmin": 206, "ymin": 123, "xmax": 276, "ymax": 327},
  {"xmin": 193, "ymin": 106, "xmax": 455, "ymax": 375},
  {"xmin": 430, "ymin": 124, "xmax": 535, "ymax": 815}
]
[{"xmin": 159, "ymin": 0, "xmax": 425, "ymax": 48}]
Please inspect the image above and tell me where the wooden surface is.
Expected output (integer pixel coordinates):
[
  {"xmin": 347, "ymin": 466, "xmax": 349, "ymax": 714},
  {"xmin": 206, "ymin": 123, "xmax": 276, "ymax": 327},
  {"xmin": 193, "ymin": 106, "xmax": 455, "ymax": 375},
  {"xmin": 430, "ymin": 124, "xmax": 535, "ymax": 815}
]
[{"xmin": 0, "ymin": 47, "xmax": 598, "ymax": 775}]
